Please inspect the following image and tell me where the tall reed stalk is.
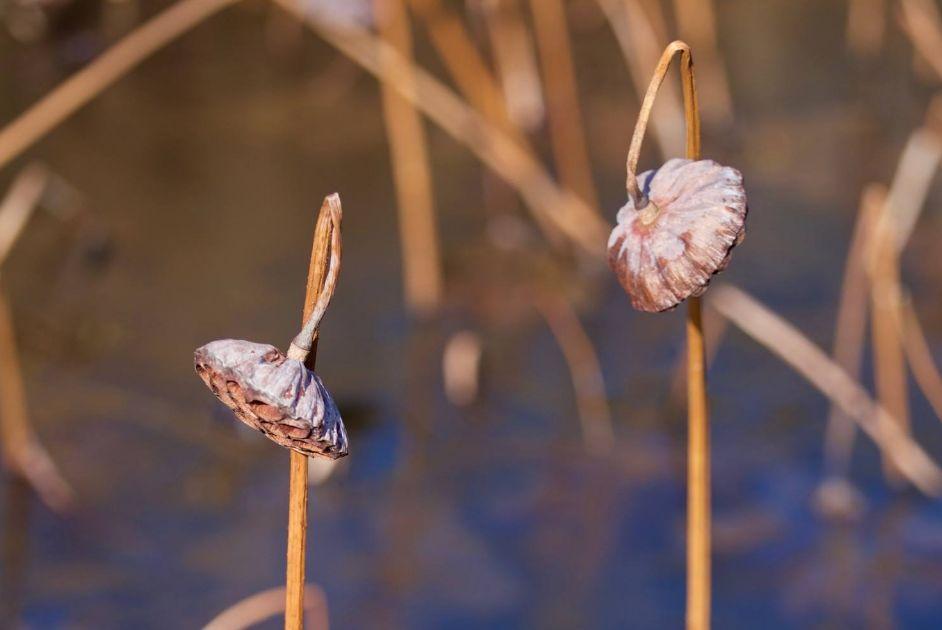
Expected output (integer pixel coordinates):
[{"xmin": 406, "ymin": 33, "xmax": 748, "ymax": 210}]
[
  {"xmin": 623, "ymin": 41, "xmax": 708, "ymax": 629},
  {"xmin": 375, "ymin": 0, "xmax": 443, "ymax": 315}
]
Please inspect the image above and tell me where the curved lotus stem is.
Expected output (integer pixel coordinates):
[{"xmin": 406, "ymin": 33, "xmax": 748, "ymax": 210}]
[
  {"xmin": 625, "ymin": 40, "xmax": 700, "ymax": 208},
  {"xmin": 288, "ymin": 194, "xmax": 343, "ymax": 360},
  {"xmin": 625, "ymin": 40, "xmax": 710, "ymax": 630}
]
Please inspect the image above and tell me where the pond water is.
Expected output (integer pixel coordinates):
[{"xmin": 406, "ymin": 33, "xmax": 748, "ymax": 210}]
[{"xmin": 2, "ymin": 0, "xmax": 942, "ymax": 627}]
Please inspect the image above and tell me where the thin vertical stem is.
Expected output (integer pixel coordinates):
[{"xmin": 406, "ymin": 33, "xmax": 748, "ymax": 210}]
[
  {"xmin": 679, "ymin": 44, "xmax": 709, "ymax": 630},
  {"xmin": 285, "ymin": 197, "xmax": 340, "ymax": 630},
  {"xmin": 285, "ymin": 451, "xmax": 309, "ymax": 630},
  {"xmin": 686, "ymin": 296, "xmax": 709, "ymax": 630}
]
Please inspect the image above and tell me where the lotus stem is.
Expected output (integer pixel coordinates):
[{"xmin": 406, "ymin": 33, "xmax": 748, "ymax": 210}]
[
  {"xmin": 285, "ymin": 195, "xmax": 343, "ymax": 630},
  {"xmin": 625, "ymin": 39, "xmax": 709, "ymax": 629}
]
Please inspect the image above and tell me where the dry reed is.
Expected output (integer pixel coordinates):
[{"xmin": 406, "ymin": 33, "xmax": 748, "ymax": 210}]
[
  {"xmin": 671, "ymin": 0, "xmax": 732, "ymax": 124},
  {"xmin": 0, "ymin": 164, "xmax": 72, "ymax": 512},
  {"xmin": 528, "ymin": 0, "xmax": 599, "ymax": 208},
  {"xmin": 0, "ymin": 0, "xmax": 238, "ymax": 171},
  {"xmin": 596, "ymin": 0, "xmax": 685, "ymax": 158},
  {"xmin": 478, "ymin": 0, "xmax": 545, "ymax": 131},
  {"xmin": 899, "ymin": 0, "xmax": 942, "ymax": 80},
  {"xmin": 846, "ymin": 0, "xmax": 886, "ymax": 57},
  {"xmin": 375, "ymin": 0, "xmax": 443, "ymax": 315},
  {"xmin": 709, "ymin": 284, "xmax": 942, "ymax": 497},
  {"xmin": 898, "ymin": 294, "xmax": 942, "ymax": 423},
  {"xmin": 533, "ymin": 292, "xmax": 614, "ymax": 456},
  {"xmin": 272, "ymin": 0, "xmax": 609, "ymax": 255},
  {"xmin": 823, "ymin": 184, "xmax": 885, "ymax": 476},
  {"xmin": 824, "ymin": 98, "xmax": 942, "ymax": 484}
]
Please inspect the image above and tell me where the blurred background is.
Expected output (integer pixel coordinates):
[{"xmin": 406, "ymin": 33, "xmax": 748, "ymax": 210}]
[{"xmin": 2, "ymin": 0, "xmax": 942, "ymax": 627}]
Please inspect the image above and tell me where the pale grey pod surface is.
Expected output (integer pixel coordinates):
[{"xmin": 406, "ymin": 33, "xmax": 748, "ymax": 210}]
[
  {"xmin": 194, "ymin": 339, "xmax": 348, "ymax": 459},
  {"xmin": 608, "ymin": 158, "xmax": 747, "ymax": 312}
]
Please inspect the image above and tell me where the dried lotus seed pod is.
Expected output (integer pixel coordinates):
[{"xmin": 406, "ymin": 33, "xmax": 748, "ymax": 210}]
[
  {"xmin": 194, "ymin": 339, "xmax": 348, "ymax": 459},
  {"xmin": 608, "ymin": 158, "xmax": 747, "ymax": 313}
]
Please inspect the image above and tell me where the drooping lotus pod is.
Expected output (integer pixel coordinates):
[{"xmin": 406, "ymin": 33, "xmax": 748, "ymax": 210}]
[
  {"xmin": 194, "ymin": 339, "xmax": 348, "ymax": 459},
  {"xmin": 607, "ymin": 158, "xmax": 747, "ymax": 312}
]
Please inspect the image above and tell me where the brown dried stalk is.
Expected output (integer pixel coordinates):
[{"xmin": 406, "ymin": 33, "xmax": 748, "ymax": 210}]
[
  {"xmin": 204, "ymin": 584, "xmax": 328, "ymax": 630},
  {"xmin": 0, "ymin": 165, "xmax": 72, "ymax": 512},
  {"xmin": 709, "ymin": 284, "xmax": 942, "ymax": 497},
  {"xmin": 898, "ymin": 294, "xmax": 942, "ymax": 423},
  {"xmin": 0, "ymin": 288, "xmax": 73, "ymax": 512},
  {"xmin": 374, "ymin": 0, "xmax": 443, "ymax": 316},
  {"xmin": 671, "ymin": 0, "xmax": 733, "ymax": 124},
  {"xmin": 407, "ymin": 0, "xmax": 518, "ymax": 137},
  {"xmin": 823, "ymin": 184, "xmax": 885, "ymax": 476},
  {"xmin": 0, "ymin": 0, "xmax": 238, "ymax": 171},
  {"xmin": 285, "ymin": 196, "xmax": 342, "ymax": 630},
  {"xmin": 596, "ymin": 0, "xmax": 685, "ymax": 158},
  {"xmin": 442, "ymin": 330, "xmax": 482, "ymax": 407},
  {"xmin": 869, "ymin": 205, "xmax": 909, "ymax": 484},
  {"xmin": 846, "ymin": 0, "xmax": 886, "ymax": 57},
  {"xmin": 406, "ymin": 0, "xmax": 570, "ymax": 244},
  {"xmin": 272, "ymin": 0, "xmax": 609, "ymax": 255},
  {"xmin": 478, "ymin": 0, "xmax": 545, "ymax": 131},
  {"xmin": 0, "ymin": 164, "xmax": 49, "ymax": 265},
  {"xmin": 823, "ymin": 95, "xmax": 942, "ymax": 483},
  {"xmin": 899, "ymin": 0, "xmax": 942, "ymax": 81},
  {"xmin": 528, "ymin": 0, "xmax": 600, "ymax": 209},
  {"xmin": 533, "ymin": 292, "xmax": 614, "ymax": 456}
]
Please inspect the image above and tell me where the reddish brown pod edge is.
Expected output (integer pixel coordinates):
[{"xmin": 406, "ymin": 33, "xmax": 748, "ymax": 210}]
[{"xmin": 194, "ymin": 339, "xmax": 348, "ymax": 459}]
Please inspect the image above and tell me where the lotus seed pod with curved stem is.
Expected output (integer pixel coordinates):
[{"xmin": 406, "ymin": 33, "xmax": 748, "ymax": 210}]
[
  {"xmin": 194, "ymin": 194, "xmax": 346, "ymax": 460},
  {"xmin": 195, "ymin": 339, "xmax": 348, "ymax": 459},
  {"xmin": 607, "ymin": 157, "xmax": 747, "ymax": 313}
]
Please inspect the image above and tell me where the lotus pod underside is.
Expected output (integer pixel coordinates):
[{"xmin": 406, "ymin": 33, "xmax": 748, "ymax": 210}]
[
  {"xmin": 194, "ymin": 339, "xmax": 348, "ymax": 459},
  {"xmin": 608, "ymin": 158, "xmax": 747, "ymax": 313}
]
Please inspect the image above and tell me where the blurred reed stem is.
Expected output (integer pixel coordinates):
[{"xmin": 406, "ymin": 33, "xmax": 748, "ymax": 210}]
[
  {"xmin": 375, "ymin": 0, "xmax": 443, "ymax": 316},
  {"xmin": 898, "ymin": 294, "xmax": 942, "ymax": 423},
  {"xmin": 824, "ymin": 99, "xmax": 942, "ymax": 488},
  {"xmin": 274, "ymin": 0, "xmax": 608, "ymax": 255},
  {"xmin": 478, "ymin": 0, "xmax": 545, "ymax": 132},
  {"xmin": 0, "ymin": 0, "xmax": 238, "ymax": 171},
  {"xmin": 671, "ymin": 0, "xmax": 732, "ymax": 125},
  {"xmin": 898, "ymin": 0, "xmax": 942, "ymax": 80},
  {"xmin": 846, "ymin": 0, "xmax": 885, "ymax": 57},
  {"xmin": 206, "ymin": 584, "xmax": 328, "ymax": 630},
  {"xmin": 528, "ymin": 0, "xmax": 599, "ymax": 208},
  {"xmin": 870, "ymin": 209, "xmax": 910, "ymax": 484},
  {"xmin": 824, "ymin": 184, "xmax": 884, "ymax": 477},
  {"xmin": 533, "ymin": 291, "xmax": 614, "ymax": 456},
  {"xmin": 407, "ymin": 0, "xmax": 569, "ymax": 245},
  {"xmin": 710, "ymin": 284, "xmax": 942, "ymax": 497},
  {"xmin": 596, "ymin": 0, "xmax": 685, "ymax": 158},
  {"xmin": 0, "ymin": 165, "xmax": 72, "ymax": 512}
]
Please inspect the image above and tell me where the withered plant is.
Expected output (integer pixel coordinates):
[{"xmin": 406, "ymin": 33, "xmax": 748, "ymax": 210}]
[
  {"xmin": 607, "ymin": 41, "xmax": 747, "ymax": 630},
  {"xmin": 194, "ymin": 195, "xmax": 346, "ymax": 629}
]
